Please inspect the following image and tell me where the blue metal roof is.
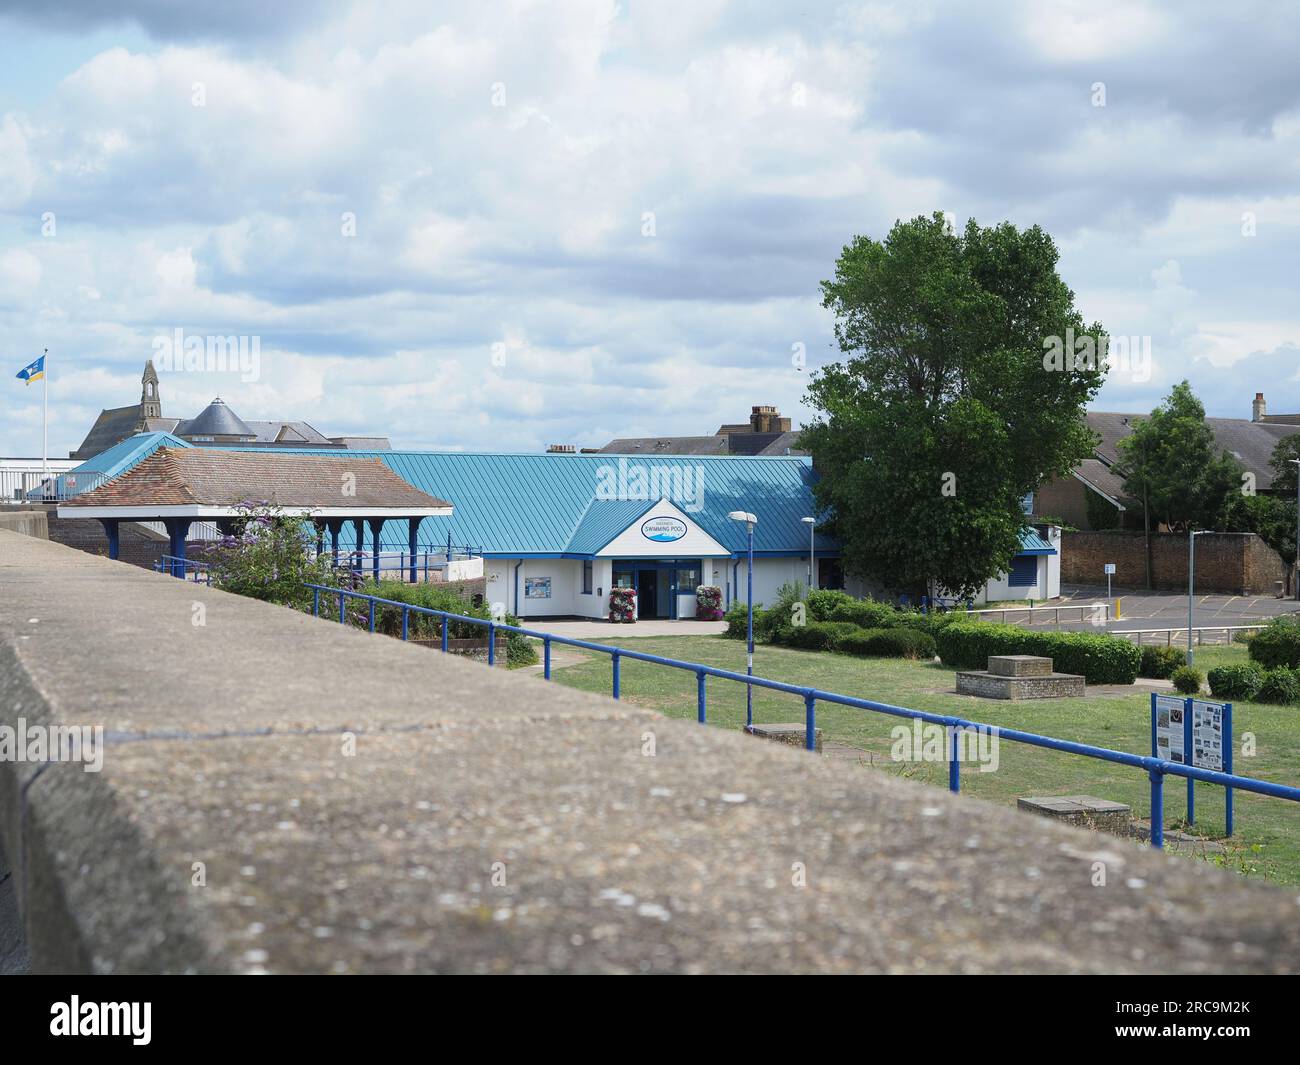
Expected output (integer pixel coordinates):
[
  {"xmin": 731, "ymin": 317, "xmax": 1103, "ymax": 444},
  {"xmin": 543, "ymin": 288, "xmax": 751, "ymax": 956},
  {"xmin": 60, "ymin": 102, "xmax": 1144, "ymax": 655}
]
[
  {"xmin": 224, "ymin": 447, "xmax": 833, "ymax": 557},
  {"xmin": 1017, "ymin": 528, "xmax": 1057, "ymax": 556},
  {"xmin": 67, "ymin": 431, "xmax": 191, "ymax": 480}
]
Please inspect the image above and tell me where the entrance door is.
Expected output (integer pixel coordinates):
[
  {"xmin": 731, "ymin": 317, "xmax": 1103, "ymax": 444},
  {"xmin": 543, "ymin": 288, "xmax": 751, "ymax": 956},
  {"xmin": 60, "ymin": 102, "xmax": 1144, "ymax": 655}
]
[{"xmin": 636, "ymin": 569, "xmax": 657, "ymax": 618}]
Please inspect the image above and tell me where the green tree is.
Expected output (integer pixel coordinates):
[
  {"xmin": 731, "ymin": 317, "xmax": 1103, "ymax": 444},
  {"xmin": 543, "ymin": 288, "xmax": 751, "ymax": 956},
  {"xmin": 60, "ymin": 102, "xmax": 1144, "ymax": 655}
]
[
  {"xmin": 802, "ymin": 212, "xmax": 1105, "ymax": 599},
  {"xmin": 1116, "ymin": 382, "xmax": 1245, "ymax": 532}
]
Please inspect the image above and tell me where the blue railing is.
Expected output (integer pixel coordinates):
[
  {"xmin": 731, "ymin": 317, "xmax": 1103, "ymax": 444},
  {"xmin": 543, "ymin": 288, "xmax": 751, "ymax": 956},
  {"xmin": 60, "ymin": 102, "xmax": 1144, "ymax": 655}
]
[
  {"xmin": 155, "ymin": 555, "xmax": 212, "ymax": 583},
  {"xmin": 302, "ymin": 583, "xmax": 1300, "ymax": 850}
]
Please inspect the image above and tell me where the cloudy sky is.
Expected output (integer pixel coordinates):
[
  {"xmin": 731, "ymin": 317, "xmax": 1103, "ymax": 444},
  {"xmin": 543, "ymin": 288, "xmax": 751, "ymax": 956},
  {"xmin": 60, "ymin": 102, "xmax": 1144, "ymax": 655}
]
[{"xmin": 1, "ymin": 0, "xmax": 1299, "ymax": 458}]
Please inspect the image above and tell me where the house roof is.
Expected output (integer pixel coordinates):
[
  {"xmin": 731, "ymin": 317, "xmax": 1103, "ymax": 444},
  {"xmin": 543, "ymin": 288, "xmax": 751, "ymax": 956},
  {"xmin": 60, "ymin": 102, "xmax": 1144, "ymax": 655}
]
[
  {"xmin": 62, "ymin": 447, "xmax": 452, "ymax": 513},
  {"xmin": 1017, "ymin": 528, "xmax": 1056, "ymax": 555},
  {"xmin": 242, "ymin": 419, "xmax": 334, "ymax": 445},
  {"xmin": 1085, "ymin": 411, "xmax": 1298, "ymax": 490},
  {"xmin": 1073, "ymin": 458, "xmax": 1130, "ymax": 506},
  {"xmin": 71, "ymin": 403, "xmax": 147, "ymax": 458},
  {"xmin": 596, "ymin": 430, "xmax": 806, "ymax": 458}
]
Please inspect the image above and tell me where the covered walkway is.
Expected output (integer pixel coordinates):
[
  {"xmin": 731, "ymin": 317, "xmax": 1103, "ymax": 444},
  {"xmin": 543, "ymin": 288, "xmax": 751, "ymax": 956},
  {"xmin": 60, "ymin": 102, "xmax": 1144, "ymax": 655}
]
[{"xmin": 57, "ymin": 447, "xmax": 452, "ymax": 582}]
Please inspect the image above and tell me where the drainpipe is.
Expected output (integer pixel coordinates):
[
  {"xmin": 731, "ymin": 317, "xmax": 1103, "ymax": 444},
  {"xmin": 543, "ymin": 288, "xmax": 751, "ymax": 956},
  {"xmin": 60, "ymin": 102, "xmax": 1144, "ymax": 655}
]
[
  {"xmin": 732, "ymin": 559, "xmax": 740, "ymax": 608},
  {"xmin": 514, "ymin": 560, "xmax": 523, "ymax": 620}
]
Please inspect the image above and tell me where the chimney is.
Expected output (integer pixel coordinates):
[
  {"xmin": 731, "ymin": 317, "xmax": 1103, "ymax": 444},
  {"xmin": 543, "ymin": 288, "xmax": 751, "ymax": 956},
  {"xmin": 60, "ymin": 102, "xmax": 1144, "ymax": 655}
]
[
  {"xmin": 749, "ymin": 405, "xmax": 790, "ymax": 433},
  {"xmin": 546, "ymin": 444, "xmax": 576, "ymax": 454},
  {"xmin": 1253, "ymin": 393, "xmax": 1267, "ymax": 422}
]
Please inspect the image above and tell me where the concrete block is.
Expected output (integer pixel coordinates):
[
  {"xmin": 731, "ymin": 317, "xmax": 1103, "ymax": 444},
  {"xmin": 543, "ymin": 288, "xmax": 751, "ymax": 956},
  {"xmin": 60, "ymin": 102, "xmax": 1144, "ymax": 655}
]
[
  {"xmin": 988, "ymin": 655, "xmax": 1053, "ymax": 677},
  {"xmin": 1018, "ymin": 795, "xmax": 1132, "ymax": 836}
]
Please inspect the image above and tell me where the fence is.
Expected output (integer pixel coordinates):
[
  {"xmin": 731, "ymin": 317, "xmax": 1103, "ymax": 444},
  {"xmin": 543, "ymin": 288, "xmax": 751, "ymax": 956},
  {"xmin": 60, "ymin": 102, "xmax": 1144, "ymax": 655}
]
[
  {"xmin": 294, "ymin": 582, "xmax": 1300, "ymax": 851},
  {"xmin": 154, "ymin": 555, "xmax": 212, "ymax": 583},
  {"xmin": 964, "ymin": 602, "xmax": 1112, "ymax": 626},
  {"xmin": 1, "ymin": 467, "xmax": 102, "ymax": 502},
  {"xmin": 1113, "ymin": 624, "xmax": 1265, "ymax": 647}
]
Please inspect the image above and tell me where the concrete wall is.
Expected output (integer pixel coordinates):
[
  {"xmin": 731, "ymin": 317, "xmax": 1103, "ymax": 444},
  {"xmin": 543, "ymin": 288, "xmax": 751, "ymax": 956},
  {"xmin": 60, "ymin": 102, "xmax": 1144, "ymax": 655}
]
[
  {"xmin": 0, "ymin": 509, "xmax": 48, "ymax": 540},
  {"xmin": 5, "ymin": 529, "xmax": 1300, "ymax": 974},
  {"xmin": 1062, "ymin": 530, "xmax": 1289, "ymax": 594}
]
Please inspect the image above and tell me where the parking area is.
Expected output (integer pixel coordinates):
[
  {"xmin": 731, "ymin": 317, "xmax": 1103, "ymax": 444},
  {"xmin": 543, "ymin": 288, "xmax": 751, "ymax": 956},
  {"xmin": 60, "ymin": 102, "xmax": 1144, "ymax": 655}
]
[{"xmin": 1060, "ymin": 584, "xmax": 1300, "ymax": 628}]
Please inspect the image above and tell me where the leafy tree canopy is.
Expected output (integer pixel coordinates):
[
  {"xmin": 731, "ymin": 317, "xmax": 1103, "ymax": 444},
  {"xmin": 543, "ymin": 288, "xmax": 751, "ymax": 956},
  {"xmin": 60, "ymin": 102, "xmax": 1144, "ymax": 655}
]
[
  {"xmin": 1116, "ymin": 381, "xmax": 1245, "ymax": 532},
  {"xmin": 801, "ymin": 212, "xmax": 1105, "ymax": 599}
]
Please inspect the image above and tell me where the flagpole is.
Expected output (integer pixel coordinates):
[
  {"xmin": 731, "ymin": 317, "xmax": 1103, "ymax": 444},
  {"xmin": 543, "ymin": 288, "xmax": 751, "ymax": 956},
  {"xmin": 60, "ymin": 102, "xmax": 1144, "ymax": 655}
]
[{"xmin": 42, "ymin": 348, "xmax": 48, "ymax": 484}]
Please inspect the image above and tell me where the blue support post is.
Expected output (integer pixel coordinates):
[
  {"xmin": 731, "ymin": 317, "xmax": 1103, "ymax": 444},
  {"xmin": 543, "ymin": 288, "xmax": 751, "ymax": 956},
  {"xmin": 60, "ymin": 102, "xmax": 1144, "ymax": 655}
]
[
  {"xmin": 338, "ymin": 591, "xmax": 346, "ymax": 624},
  {"xmin": 401, "ymin": 606, "xmax": 409, "ymax": 641},
  {"xmin": 804, "ymin": 691, "xmax": 816, "ymax": 752},
  {"xmin": 1184, "ymin": 696, "xmax": 1195, "ymax": 825},
  {"xmin": 612, "ymin": 652, "xmax": 620, "ymax": 700},
  {"xmin": 99, "ymin": 519, "xmax": 120, "ymax": 561},
  {"xmin": 408, "ymin": 519, "xmax": 419, "ymax": 583},
  {"xmin": 368, "ymin": 599, "xmax": 376, "ymax": 632},
  {"xmin": 312, "ymin": 587, "xmax": 320, "ymax": 617},
  {"xmin": 487, "ymin": 622, "xmax": 496, "ymax": 666},
  {"xmin": 1149, "ymin": 767, "xmax": 1165, "ymax": 849},
  {"xmin": 369, "ymin": 519, "xmax": 383, "ymax": 584},
  {"xmin": 441, "ymin": 617, "xmax": 449, "ymax": 653},
  {"xmin": 949, "ymin": 725, "xmax": 961, "ymax": 792},
  {"xmin": 697, "ymin": 670, "xmax": 706, "ymax": 723},
  {"xmin": 1225, "ymin": 702, "xmax": 1234, "ymax": 837},
  {"xmin": 329, "ymin": 520, "xmax": 341, "ymax": 563},
  {"xmin": 544, "ymin": 638, "xmax": 552, "ymax": 680}
]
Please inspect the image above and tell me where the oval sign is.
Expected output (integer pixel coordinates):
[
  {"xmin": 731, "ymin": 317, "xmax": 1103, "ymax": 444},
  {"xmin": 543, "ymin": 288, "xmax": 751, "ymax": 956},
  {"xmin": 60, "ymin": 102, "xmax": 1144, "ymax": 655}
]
[{"xmin": 641, "ymin": 517, "xmax": 687, "ymax": 543}]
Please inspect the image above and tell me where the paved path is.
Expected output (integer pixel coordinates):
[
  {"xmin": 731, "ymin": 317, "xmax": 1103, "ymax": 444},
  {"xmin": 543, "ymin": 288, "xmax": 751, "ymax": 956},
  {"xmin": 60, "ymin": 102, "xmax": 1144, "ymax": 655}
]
[{"xmin": 512, "ymin": 618, "xmax": 727, "ymax": 639}]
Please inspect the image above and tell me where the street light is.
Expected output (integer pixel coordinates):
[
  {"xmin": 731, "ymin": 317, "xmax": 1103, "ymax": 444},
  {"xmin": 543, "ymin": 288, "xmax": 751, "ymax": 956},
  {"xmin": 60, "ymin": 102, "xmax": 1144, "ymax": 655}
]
[
  {"xmin": 1187, "ymin": 529, "xmax": 1209, "ymax": 666},
  {"xmin": 801, "ymin": 516, "xmax": 816, "ymax": 591},
  {"xmin": 729, "ymin": 510, "xmax": 758, "ymax": 729}
]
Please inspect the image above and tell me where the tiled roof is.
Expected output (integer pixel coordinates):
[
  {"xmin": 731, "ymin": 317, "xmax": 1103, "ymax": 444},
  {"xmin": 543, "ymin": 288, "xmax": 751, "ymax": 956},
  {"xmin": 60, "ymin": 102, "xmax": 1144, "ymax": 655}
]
[
  {"xmin": 1085, "ymin": 411, "xmax": 1298, "ymax": 490},
  {"xmin": 63, "ymin": 447, "xmax": 451, "ymax": 511},
  {"xmin": 597, "ymin": 436, "xmax": 729, "ymax": 456}
]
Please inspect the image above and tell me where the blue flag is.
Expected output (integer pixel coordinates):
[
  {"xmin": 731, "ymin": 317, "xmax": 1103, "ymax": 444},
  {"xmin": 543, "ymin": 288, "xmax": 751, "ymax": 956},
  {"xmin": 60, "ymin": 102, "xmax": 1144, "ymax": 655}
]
[{"xmin": 15, "ymin": 354, "xmax": 45, "ymax": 384}]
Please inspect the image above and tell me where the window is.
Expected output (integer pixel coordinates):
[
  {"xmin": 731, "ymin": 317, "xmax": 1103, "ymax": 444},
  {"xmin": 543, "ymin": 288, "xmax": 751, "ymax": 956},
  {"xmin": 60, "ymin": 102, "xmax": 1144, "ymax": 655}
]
[
  {"xmin": 582, "ymin": 559, "xmax": 593, "ymax": 594},
  {"xmin": 1008, "ymin": 556, "xmax": 1037, "ymax": 587},
  {"xmin": 613, "ymin": 568, "xmax": 635, "ymax": 589},
  {"xmin": 675, "ymin": 565, "xmax": 701, "ymax": 592},
  {"xmin": 819, "ymin": 559, "xmax": 844, "ymax": 590}
]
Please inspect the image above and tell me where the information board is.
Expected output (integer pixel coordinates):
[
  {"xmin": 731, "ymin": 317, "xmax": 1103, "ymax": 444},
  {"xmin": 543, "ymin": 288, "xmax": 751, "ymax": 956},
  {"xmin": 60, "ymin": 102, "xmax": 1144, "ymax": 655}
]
[
  {"xmin": 1190, "ymin": 699, "xmax": 1225, "ymax": 772},
  {"xmin": 1153, "ymin": 693, "xmax": 1186, "ymax": 764},
  {"xmin": 1150, "ymin": 694, "xmax": 1234, "ymax": 837}
]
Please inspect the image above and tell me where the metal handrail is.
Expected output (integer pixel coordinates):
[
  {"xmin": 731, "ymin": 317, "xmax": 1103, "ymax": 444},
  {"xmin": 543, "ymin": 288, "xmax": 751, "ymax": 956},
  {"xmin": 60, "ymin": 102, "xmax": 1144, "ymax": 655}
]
[
  {"xmin": 155, "ymin": 555, "xmax": 212, "ymax": 583},
  {"xmin": 303, "ymin": 582, "xmax": 1300, "ymax": 850}
]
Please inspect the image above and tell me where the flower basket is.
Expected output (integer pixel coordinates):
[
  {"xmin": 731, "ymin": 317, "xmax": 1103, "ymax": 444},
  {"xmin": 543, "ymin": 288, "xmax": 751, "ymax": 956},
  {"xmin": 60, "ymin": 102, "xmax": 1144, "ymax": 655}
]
[
  {"xmin": 695, "ymin": 585, "xmax": 723, "ymax": 620},
  {"xmin": 609, "ymin": 587, "xmax": 637, "ymax": 623}
]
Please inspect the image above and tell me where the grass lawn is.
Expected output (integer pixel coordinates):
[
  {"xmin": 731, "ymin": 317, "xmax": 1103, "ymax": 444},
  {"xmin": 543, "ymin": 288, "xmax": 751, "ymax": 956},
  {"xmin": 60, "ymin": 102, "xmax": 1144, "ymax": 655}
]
[{"xmin": 539, "ymin": 635, "xmax": 1300, "ymax": 885}]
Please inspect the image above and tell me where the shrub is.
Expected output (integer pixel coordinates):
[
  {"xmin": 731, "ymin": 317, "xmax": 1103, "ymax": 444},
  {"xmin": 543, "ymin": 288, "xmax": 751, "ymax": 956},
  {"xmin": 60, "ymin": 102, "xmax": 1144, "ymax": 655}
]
[
  {"xmin": 935, "ymin": 623, "xmax": 1141, "ymax": 684},
  {"xmin": 806, "ymin": 589, "xmax": 857, "ymax": 622},
  {"xmin": 695, "ymin": 585, "xmax": 723, "ymax": 620},
  {"xmin": 1248, "ymin": 616, "xmax": 1300, "ymax": 669},
  {"xmin": 1256, "ymin": 667, "xmax": 1300, "ymax": 705},
  {"xmin": 1139, "ymin": 645, "xmax": 1183, "ymax": 680},
  {"xmin": 757, "ymin": 583, "xmax": 807, "ymax": 641},
  {"xmin": 838, "ymin": 627, "xmax": 937, "ymax": 660},
  {"xmin": 724, "ymin": 601, "xmax": 767, "ymax": 639},
  {"xmin": 609, "ymin": 587, "xmax": 636, "ymax": 623},
  {"xmin": 775, "ymin": 621, "xmax": 861, "ymax": 652},
  {"xmin": 1171, "ymin": 666, "xmax": 1203, "ymax": 695},
  {"xmin": 1207, "ymin": 664, "xmax": 1265, "ymax": 700}
]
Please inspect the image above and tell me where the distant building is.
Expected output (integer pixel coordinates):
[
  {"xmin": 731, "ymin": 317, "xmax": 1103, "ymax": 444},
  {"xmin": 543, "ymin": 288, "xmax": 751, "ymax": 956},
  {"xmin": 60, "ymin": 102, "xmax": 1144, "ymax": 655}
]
[
  {"xmin": 1034, "ymin": 396, "xmax": 1300, "ymax": 529},
  {"xmin": 595, "ymin": 404, "xmax": 804, "ymax": 457},
  {"xmin": 70, "ymin": 361, "xmax": 390, "ymax": 459}
]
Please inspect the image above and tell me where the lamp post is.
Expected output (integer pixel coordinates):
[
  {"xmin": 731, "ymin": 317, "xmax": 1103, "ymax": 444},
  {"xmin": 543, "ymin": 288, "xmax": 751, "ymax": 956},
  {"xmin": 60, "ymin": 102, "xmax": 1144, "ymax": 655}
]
[
  {"xmin": 729, "ymin": 510, "xmax": 758, "ymax": 729},
  {"xmin": 1187, "ymin": 529, "xmax": 1208, "ymax": 666},
  {"xmin": 801, "ymin": 516, "xmax": 815, "ymax": 591}
]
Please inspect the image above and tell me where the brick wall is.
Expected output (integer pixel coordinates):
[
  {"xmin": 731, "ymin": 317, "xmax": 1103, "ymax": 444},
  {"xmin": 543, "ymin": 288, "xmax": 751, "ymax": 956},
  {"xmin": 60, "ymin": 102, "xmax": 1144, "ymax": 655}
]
[
  {"xmin": 1061, "ymin": 530, "xmax": 1289, "ymax": 594},
  {"xmin": 45, "ymin": 512, "xmax": 169, "ymax": 569}
]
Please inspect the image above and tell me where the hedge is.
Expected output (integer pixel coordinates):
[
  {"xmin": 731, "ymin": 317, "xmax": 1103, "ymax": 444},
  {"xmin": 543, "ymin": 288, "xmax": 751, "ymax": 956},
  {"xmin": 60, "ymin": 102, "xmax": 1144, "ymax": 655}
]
[
  {"xmin": 935, "ymin": 623, "xmax": 1141, "ymax": 684},
  {"xmin": 1139, "ymin": 645, "xmax": 1183, "ymax": 680},
  {"xmin": 837, "ymin": 627, "xmax": 937, "ymax": 660},
  {"xmin": 1207, "ymin": 664, "xmax": 1265, "ymax": 700},
  {"xmin": 773, "ymin": 621, "xmax": 862, "ymax": 652},
  {"xmin": 1247, "ymin": 617, "xmax": 1300, "ymax": 670}
]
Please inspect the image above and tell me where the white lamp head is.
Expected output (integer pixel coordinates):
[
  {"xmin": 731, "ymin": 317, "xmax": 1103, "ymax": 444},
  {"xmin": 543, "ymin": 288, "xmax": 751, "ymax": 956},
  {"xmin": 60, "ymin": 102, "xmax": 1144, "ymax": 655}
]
[{"xmin": 728, "ymin": 510, "xmax": 758, "ymax": 525}]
